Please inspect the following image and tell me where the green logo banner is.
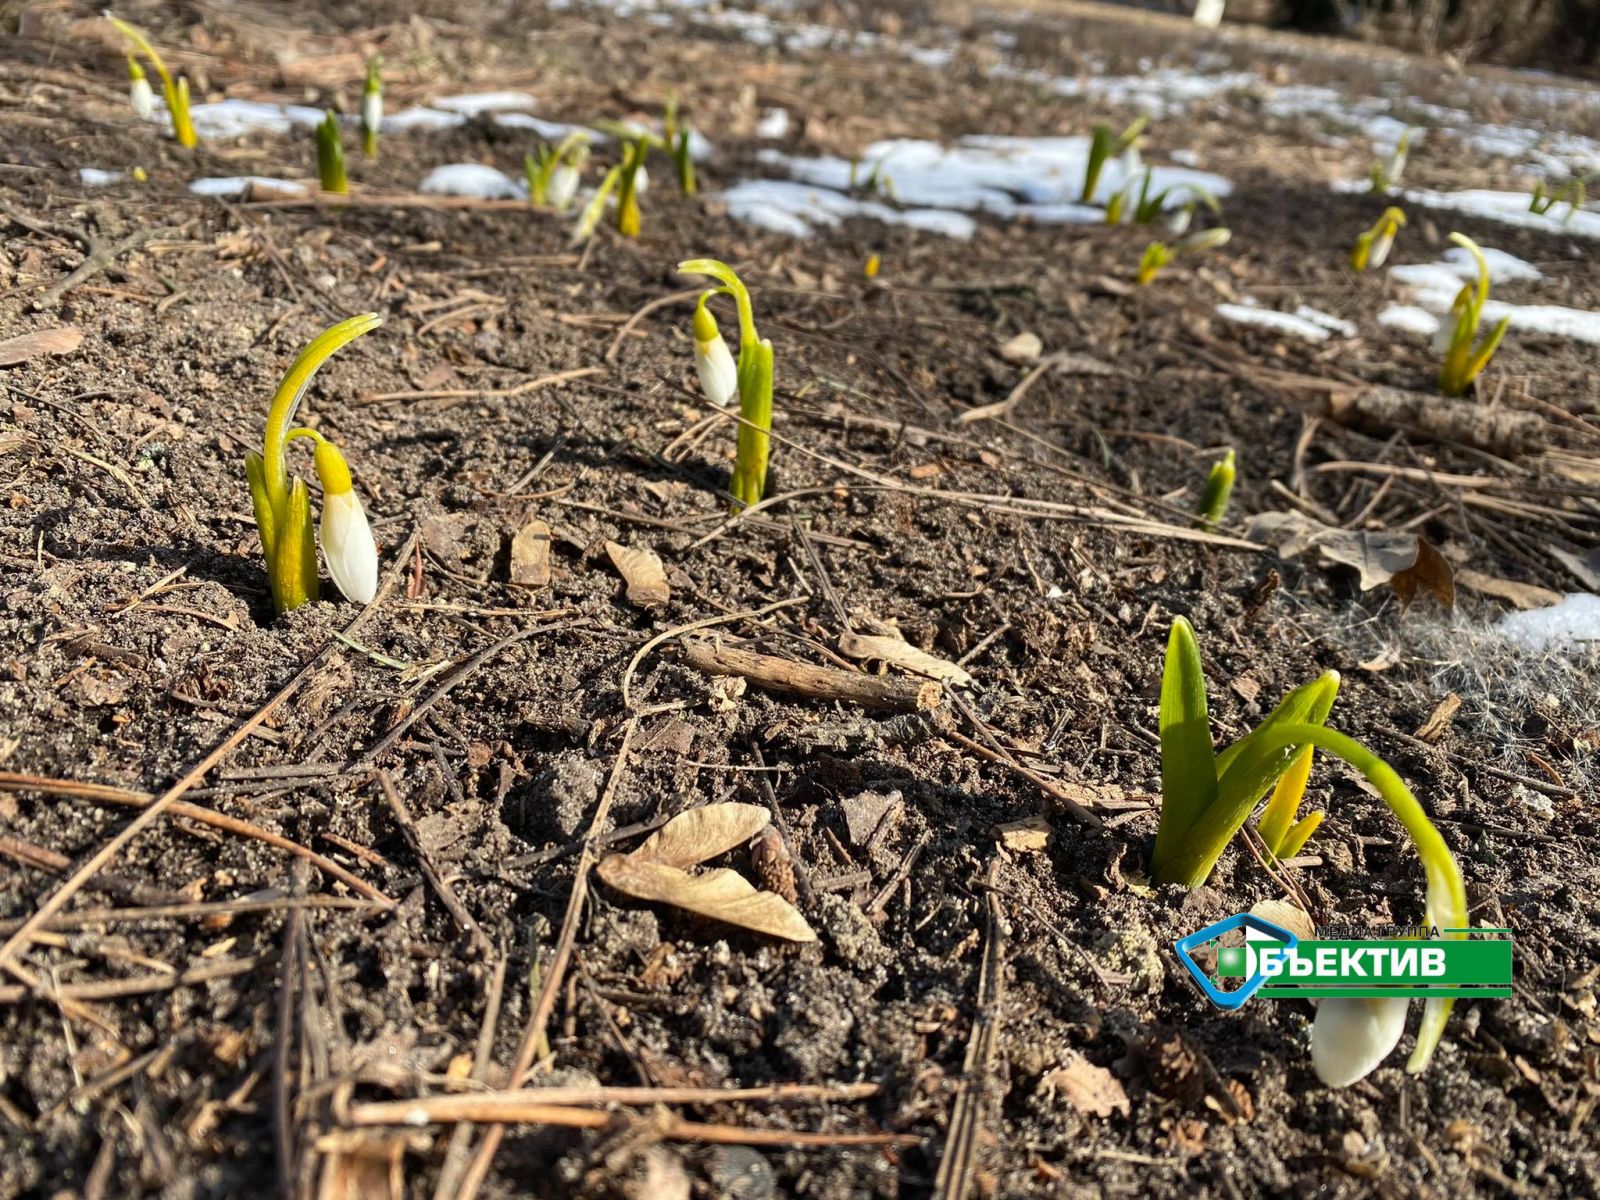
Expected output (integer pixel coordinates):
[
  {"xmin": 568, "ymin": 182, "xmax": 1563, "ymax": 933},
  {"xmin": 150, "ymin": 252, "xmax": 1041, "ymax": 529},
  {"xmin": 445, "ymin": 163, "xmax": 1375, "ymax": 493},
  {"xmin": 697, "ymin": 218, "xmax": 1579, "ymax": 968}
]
[{"xmin": 1216, "ymin": 934, "xmax": 1512, "ymax": 998}]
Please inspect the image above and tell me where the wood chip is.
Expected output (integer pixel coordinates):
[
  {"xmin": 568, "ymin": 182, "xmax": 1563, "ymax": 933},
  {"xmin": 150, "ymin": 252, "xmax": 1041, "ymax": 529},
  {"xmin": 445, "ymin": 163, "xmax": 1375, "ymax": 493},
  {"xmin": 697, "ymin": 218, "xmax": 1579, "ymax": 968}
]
[
  {"xmin": 1413, "ymin": 693, "xmax": 1463, "ymax": 744},
  {"xmin": 1040, "ymin": 1051, "xmax": 1129, "ymax": 1118},
  {"xmin": 0, "ymin": 326, "xmax": 83, "ymax": 367},
  {"xmin": 596, "ymin": 856, "xmax": 816, "ymax": 942},
  {"xmin": 606, "ymin": 540, "xmax": 670, "ymax": 608},
  {"xmin": 838, "ymin": 631, "xmax": 972, "ymax": 687},
  {"xmin": 631, "ymin": 803, "xmax": 771, "ymax": 870},
  {"xmin": 510, "ymin": 519, "xmax": 552, "ymax": 587}
]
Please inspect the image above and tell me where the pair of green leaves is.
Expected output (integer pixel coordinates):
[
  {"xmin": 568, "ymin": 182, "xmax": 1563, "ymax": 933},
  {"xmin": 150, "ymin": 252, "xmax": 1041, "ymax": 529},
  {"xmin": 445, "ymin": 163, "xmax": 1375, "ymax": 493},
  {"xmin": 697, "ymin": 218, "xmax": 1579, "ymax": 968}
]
[
  {"xmin": 1081, "ymin": 115, "xmax": 1146, "ymax": 204},
  {"xmin": 1437, "ymin": 233, "xmax": 1511, "ymax": 397}
]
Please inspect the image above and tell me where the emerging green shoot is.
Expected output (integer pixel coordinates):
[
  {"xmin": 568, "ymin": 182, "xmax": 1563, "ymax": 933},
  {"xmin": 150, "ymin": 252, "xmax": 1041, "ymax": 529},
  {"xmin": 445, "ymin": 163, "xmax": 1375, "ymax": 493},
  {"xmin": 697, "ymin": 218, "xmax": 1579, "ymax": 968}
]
[
  {"xmin": 1081, "ymin": 115, "xmax": 1147, "ymax": 203},
  {"xmin": 127, "ymin": 57, "xmax": 153, "ymax": 120},
  {"xmin": 1529, "ymin": 173, "xmax": 1591, "ymax": 224},
  {"xmin": 1350, "ymin": 206, "xmax": 1405, "ymax": 271},
  {"xmin": 660, "ymin": 91, "xmax": 696, "ymax": 194},
  {"xmin": 1137, "ymin": 226, "xmax": 1231, "ymax": 285},
  {"xmin": 315, "ymin": 110, "xmax": 348, "ymax": 195},
  {"xmin": 247, "ymin": 314, "xmax": 384, "ymax": 614},
  {"xmin": 106, "ymin": 12, "xmax": 197, "ymax": 148},
  {"xmin": 1196, "ymin": 448, "xmax": 1235, "ymax": 529},
  {"xmin": 525, "ymin": 131, "xmax": 590, "ymax": 209},
  {"xmin": 1436, "ymin": 232, "xmax": 1511, "ymax": 396},
  {"xmin": 679, "ymin": 260, "xmax": 774, "ymax": 509},
  {"xmin": 361, "ymin": 57, "xmax": 382, "ymax": 159},
  {"xmin": 1256, "ymin": 744, "xmax": 1324, "ymax": 860},
  {"xmin": 848, "ymin": 157, "xmax": 894, "ymax": 199},
  {"xmin": 1153, "ymin": 616, "xmax": 1468, "ymax": 1074},
  {"xmin": 1369, "ymin": 129, "xmax": 1411, "ymax": 193},
  {"xmin": 615, "ymin": 136, "xmax": 653, "ymax": 236},
  {"xmin": 571, "ymin": 165, "xmax": 622, "ymax": 244},
  {"xmin": 1107, "ymin": 172, "xmax": 1219, "ymax": 228}
]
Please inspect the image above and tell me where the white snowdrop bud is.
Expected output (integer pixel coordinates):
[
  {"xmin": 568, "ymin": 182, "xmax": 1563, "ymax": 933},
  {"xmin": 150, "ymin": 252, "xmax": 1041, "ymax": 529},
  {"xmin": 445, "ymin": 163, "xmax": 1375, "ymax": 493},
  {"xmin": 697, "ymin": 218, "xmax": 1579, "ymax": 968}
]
[
  {"xmin": 129, "ymin": 59, "xmax": 154, "ymax": 121},
  {"xmin": 313, "ymin": 440, "xmax": 378, "ymax": 604},
  {"xmin": 547, "ymin": 163, "xmax": 580, "ymax": 210},
  {"xmin": 1311, "ymin": 996, "xmax": 1410, "ymax": 1088},
  {"xmin": 692, "ymin": 295, "xmax": 737, "ymax": 408}
]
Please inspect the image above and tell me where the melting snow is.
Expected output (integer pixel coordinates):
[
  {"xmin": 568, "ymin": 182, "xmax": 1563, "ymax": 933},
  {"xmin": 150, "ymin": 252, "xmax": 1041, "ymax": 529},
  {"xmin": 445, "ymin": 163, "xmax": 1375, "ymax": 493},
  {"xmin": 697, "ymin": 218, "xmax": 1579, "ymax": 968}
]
[
  {"xmin": 185, "ymin": 100, "xmax": 324, "ymax": 139},
  {"xmin": 1399, "ymin": 188, "xmax": 1600, "ymax": 239},
  {"xmin": 430, "ymin": 92, "xmax": 538, "ymax": 113},
  {"xmin": 1294, "ymin": 306, "xmax": 1357, "ymax": 337},
  {"xmin": 756, "ymin": 108, "xmax": 791, "ymax": 139},
  {"xmin": 1216, "ymin": 304, "xmax": 1339, "ymax": 341},
  {"xmin": 1497, "ymin": 594, "xmax": 1600, "ymax": 651},
  {"xmin": 188, "ymin": 176, "xmax": 308, "ymax": 197},
  {"xmin": 1378, "ymin": 305, "xmax": 1441, "ymax": 336},
  {"xmin": 80, "ymin": 168, "xmax": 125, "ymax": 186},
  {"xmin": 1386, "ymin": 247, "xmax": 1600, "ymax": 345},
  {"xmin": 719, "ymin": 179, "xmax": 976, "ymax": 239},
  {"xmin": 418, "ymin": 163, "xmax": 523, "ymax": 199}
]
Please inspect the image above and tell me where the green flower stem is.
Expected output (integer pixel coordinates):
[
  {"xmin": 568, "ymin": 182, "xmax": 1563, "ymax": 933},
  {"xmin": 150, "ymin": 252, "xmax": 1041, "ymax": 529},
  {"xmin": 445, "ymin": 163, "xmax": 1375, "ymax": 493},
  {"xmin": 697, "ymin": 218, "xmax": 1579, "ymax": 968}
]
[{"xmin": 678, "ymin": 260, "xmax": 772, "ymax": 508}]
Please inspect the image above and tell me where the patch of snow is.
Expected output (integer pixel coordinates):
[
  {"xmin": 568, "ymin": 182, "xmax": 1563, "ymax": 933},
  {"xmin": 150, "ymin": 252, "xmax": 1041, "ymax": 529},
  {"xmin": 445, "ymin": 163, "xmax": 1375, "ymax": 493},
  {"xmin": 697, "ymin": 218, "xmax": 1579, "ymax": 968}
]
[
  {"xmin": 1216, "ymin": 303, "xmax": 1335, "ymax": 341},
  {"xmin": 492, "ymin": 113, "xmax": 602, "ymax": 141},
  {"xmin": 1293, "ymin": 305, "xmax": 1357, "ymax": 337},
  {"xmin": 1378, "ymin": 305, "xmax": 1441, "ymax": 337},
  {"xmin": 756, "ymin": 108, "xmax": 791, "ymax": 139},
  {"xmin": 1496, "ymin": 594, "xmax": 1600, "ymax": 651},
  {"xmin": 719, "ymin": 179, "xmax": 976, "ymax": 239},
  {"xmin": 79, "ymin": 168, "xmax": 125, "ymax": 186},
  {"xmin": 430, "ymin": 92, "xmax": 537, "ymax": 114},
  {"xmin": 186, "ymin": 99, "xmax": 325, "ymax": 139},
  {"xmin": 384, "ymin": 106, "xmax": 467, "ymax": 132},
  {"xmin": 418, "ymin": 163, "xmax": 523, "ymax": 199},
  {"xmin": 189, "ymin": 176, "xmax": 308, "ymax": 197},
  {"xmin": 1399, "ymin": 187, "xmax": 1600, "ymax": 239}
]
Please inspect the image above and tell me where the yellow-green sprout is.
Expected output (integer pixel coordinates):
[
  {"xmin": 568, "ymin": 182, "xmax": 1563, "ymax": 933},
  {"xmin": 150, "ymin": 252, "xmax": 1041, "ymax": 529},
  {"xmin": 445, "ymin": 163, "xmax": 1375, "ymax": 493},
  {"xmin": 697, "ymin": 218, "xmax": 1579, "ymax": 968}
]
[
  {"xmin": 1137, "ymin": 226, "xmax": 1231, "ymax": 285},
  {"xmin": 525, "ymin": 131, "xmax": 590, "ymax": 209},
  {"xmin": 1530, "ymin": 173, "xmax": 1591, "ymax": 225},
  {"xmin": 247, "ymin": 314, "xmax": 384, "ymax": 613},
  {"xmin": 1154, "ymin": 616, "xmax": 1467, "ymax": 1074},
  {"xmin": 615, "ymin": 136, "xmax": 652, "ymax": 237},
  {"xmin": 848, "ymin": 157, "xmax": 894, "ymax": 199},
  {"xmin": 1081, "ymin": 115, "xmax": 1147, "ymax": 203},
  {"xmin": 1437, "ymin": 233, "xmax": 1511, "ymax": 396},
  {"xmin": 1196, "ymin": 448, "xmax": 1235, "ymax": 529},
  {"xmin": 679, "ymin": 260, "xmax": 774, "ymax": 509},
  {"xmin": 1256, "ymin": 743, "xmax": 1324, "ymax": 860},
  {"xmin": 106, "ymin": 13, "xmax": 197, "ymax": 148},
  {"xmin": 1370, "ymin": 129, "xmax": 1411, "ymax": 193},
  {"xmin": 1107, "ymin": 172, "xmax": 1218, "ymax": 228},
  {"xmin": 1350, "ymin": 206, "xmax": 1405, "ymax": 272},
  {"xmin": 361, "ymin": 57, "xmax": 382, "ymax": 159},
  {"xmin": 864, "ymin": 253, "xmax": 881, "ymax": 279},
  {"xmin": 663, "ymin": 92, "xmax": 697, "ymax": 196},
  {"xmin": 315, "ymin": 111, "xmax": 348, "ymax": 195},
  {"xmin": 571, "ymin": 165, "xmax": 622, "ymax": 244}
]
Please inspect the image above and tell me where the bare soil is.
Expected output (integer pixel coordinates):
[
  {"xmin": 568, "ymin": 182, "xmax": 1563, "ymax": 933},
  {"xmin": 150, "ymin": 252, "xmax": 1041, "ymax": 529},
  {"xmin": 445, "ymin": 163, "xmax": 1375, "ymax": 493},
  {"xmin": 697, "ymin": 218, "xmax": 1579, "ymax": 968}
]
[{"xmin": 2, "ymin": 2, "xmax": 1598, "ymax": 1198}]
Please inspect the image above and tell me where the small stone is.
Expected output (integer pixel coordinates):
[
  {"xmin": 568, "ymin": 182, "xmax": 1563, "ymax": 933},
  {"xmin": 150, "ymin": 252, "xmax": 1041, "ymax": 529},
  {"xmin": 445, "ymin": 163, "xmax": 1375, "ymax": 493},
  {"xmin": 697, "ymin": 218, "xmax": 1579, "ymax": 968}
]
[{"xmin": 999, "ymin": 331, "xmax": 1043, "ymax": 363}]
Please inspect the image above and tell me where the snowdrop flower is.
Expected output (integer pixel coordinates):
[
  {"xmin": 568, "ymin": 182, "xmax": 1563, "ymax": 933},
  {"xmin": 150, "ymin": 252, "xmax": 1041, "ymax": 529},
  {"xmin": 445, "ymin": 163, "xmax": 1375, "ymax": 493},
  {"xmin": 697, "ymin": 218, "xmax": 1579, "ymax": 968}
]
[
  {"xmin": 692, "ymin": 291, "xmax": 737, "ymax": 408},
  {"xmin": 634, "ymin": 164, "xmax": 649, "ymax": 197},
  {"xmin": 128, "ymin": 57, "xmax": 154, "ymax": 120},
  {"xmin": 312, "ymin": 438, "xmax": 378, "ymax": 605},
  {"xmin": 1350, "ymin": 207, "xmax": 1405, "ymax": 272},
  {"xmin": 547, "ymin": 163, "xmax": 580, "ymax": 210},
  {"xmin": 361, "ymin": 57, "xmax": 382, "ymax": 159},
  {"xmin": 1311, "ymin": 997, "xmax": 1410, "ymax": 1087}
]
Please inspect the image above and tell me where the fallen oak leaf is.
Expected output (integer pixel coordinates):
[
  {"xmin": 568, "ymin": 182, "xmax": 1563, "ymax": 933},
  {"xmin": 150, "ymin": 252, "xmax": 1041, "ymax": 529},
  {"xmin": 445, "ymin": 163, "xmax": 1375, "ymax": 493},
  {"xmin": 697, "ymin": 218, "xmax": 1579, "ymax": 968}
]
[
  {"xmin": 1039, "ymin": 1051, "xmax": 1130, "ymax": 1118},
  {"xmin": 631, "ymin": 802, "xmax": 771, "ymax": 870},
  {"xmin": 838, "ymin": 631, "xmax": 972, "ymax": 687},
  {"xmin": 606, "ymin": 540, "xmax": 670, "ymax": 608},
  {"xmin": 0, "ymin": 326, "xmax": 83, "ymax": 367},
  {"xmin": 596, "ymin": 855, "xmax": 816, "ymax": 942}
]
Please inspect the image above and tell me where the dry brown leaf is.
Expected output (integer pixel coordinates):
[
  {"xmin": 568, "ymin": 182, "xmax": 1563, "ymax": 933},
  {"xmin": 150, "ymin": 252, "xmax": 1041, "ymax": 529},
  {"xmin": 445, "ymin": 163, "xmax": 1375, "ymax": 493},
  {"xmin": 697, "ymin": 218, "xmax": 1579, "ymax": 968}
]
[
  {"xmin": 838, "ymin": 631, "xmax": 973, "ymax": 687},
  {"xmin": 1455, "ymin": 568, "xmax": 1559, "ymax": 610},
  {"xmin": 0, "ymin": 327, "xmax": 83, "ymax": 367},
  {"xmin": 596, "ymin": 855, "xmax": 816, "ymax": 942},
  {"xmin": 606, "ymin": 540, "xmax": 670, "ymax": 607},
  {"xmin": 994, "ymin": 816, "xmax": 1051, "ymax": 853},
  {"xmin": 1040, "ymin": 1051, "xmax": 1129, "ymax": 1118},
  {"xmin": 631, "ymin": 802, "xmax": 771, "ymax": 869},
  {"xmin": 510, "ymin": 519, "xmax": 552, "ymax": 587},
  {"xmin": 1247, "ymin": 511, "xmax": 1454, "ymax": 608}
]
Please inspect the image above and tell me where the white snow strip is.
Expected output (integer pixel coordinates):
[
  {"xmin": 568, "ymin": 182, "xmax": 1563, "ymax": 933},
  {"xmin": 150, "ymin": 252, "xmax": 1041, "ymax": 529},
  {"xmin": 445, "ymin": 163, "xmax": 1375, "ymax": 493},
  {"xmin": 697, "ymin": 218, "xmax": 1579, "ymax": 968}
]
[
  {"xmin": 1497, "ymin": 594, "xmax": 1600, "ymax": 651},
  {"xmin": 719, "ymin": 179, "xmax": 976, "ymax": 239},
  {"xmin": 1399, "ymin": 187, "xmax": 1600, "ymax": 239},
  {"xmin": 186, "ymin": 100, "xmax": 325, "ymax": 139},
  {"xmin": 1293, "ymin": 305, "xmax": 1357, "ymax": 337},
  {"xmin": 383, "ymin": 106, "xmax": 467, "ymax": 132},
  {"xmin": 188, "ymin": 176, "xmax": 308, "ymax": 198},
  {"xmin": 1378, "ymin": 305, "xmax": 1441, "ymax": 337},
  {"xmin": 492, "ymin": 113, "xmax": 602, "ymax": 141},
  {"xmin": 430, "ymin": 92, "xmax": 537, "ymax": 114},
  {"xmin": 1216, "ymin": 304, "xmax": 1334, "ymax": 342},
  {"xmin": 79, "ymin": 168, "xmax": 125, "ymax": 186},
  {"xmin": 418, "ymin": 163, "xmax": 524, "ymax": 199}
]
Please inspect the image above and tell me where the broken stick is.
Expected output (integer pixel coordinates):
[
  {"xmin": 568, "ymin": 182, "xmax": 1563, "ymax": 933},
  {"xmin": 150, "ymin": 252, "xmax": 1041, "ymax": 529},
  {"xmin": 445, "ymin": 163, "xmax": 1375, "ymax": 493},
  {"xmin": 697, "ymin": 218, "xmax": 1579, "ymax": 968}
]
[{"xmin": 680, "ymin": 640, "xmax": 943, "ymax": 712}]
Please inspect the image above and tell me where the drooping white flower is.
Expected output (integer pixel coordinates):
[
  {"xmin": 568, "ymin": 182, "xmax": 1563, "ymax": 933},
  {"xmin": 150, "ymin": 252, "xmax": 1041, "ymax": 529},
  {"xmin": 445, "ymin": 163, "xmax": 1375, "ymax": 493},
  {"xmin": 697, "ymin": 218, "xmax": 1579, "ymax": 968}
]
[
  {"xmin": 634, "ymin": 164, "xmax": 649, "ymax": 196},
  {"xmin": 692, "ymin": 293, "xmax": 737, "ymax": 408},
  {"xmin": 1311, "ymin": 996, "xmax": 1409, "ymax": 1087},
  {"xmin": 313, "ymin": 440, "xmax": 378, "ymax": 604},
  {"xmin": 128, "ymin": 59, "xmax": 154, "ymax": 121},
  {"xmin": 547, "ymin": 163, "xmax": 580, "ymax": 210},
  {"xmin": 1367, "ymin": 226, "xmax": 1397, "ymax": 269}
]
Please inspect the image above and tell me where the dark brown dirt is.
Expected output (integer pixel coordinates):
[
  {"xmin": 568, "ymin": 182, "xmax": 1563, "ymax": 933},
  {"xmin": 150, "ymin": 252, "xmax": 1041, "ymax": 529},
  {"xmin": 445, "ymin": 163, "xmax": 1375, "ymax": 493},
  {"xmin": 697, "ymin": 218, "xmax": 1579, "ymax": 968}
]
[{"xmin": 2, "ymin": 2, "xmax": 1598, "ymax": 1198}]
